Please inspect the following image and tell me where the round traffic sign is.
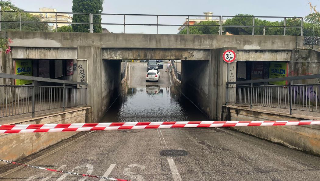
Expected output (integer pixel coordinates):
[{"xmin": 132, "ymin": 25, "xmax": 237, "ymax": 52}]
[{"xmin": 223, "ymin": 50, "xmax": 236, "ymax": 63}]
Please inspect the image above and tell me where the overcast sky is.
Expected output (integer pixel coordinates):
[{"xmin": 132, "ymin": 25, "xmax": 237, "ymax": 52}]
[{"xmin": 9, "ymin": 0, "xmax": 320, "ymax": 34}]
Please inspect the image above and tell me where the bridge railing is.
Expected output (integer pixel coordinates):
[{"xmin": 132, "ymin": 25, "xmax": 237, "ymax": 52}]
[
  {"xmin": 227, "ymin": 74, "xmax": 320, "ymax": 115},
  {"xmin": 0, "ymin": 73, "xmax": 87, "ymax": 119},
  {"xmin": 0, "ymin": 11, "xmax": 304, "ymax": 35}
]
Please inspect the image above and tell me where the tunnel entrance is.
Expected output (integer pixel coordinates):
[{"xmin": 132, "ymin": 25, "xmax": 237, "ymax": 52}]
[
  {"xmin": 101, "ymin": 60, "xmax": 210, "ymax": 123},
  {"xmin": 101, "ymin": 47, "xmax": 232, "ymax": 122}
]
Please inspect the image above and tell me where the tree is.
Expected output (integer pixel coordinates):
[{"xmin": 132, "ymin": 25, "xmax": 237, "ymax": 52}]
[
  {"xmin": 306, "ymin": 2, "xmax": 320, "ymax": 25},
  {"xmin": 223, "ymin": 14, "xmax": 314, "ymax": 36},
  {"xmin": 57, "ymin": 26, "xmax": 73, "ymax": 32},
  {"xmin": 223, "ymin": 14, "xmax": 256, "ymax": 35},
  {"xmin": 179, "ymin": 21, "xmax": 220, "ymax": 34},
  {"xmin": 304, "ymin": 2, "xmax": 320, "ymax": 37},
  {"xmin": 72, "ymin": 0, "xmax": 103, "ymax": 33},
  {"xmin": 0, "ymin": 2, "xmax": 49, "ymax": 32}
]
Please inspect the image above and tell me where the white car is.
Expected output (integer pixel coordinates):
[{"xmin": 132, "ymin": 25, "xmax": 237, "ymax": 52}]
[{"xmin": 146, "ymin": 70, "xmax": 160, "ymax": 82}]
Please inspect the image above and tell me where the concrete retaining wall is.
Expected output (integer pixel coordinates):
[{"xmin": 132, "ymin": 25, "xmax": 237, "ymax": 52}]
[
  {"xmin": 223, "ymin": 106, "xmax": 320, "ymax": 156},
  {"xmin": 0, "ymin": 107, "xmax": 90, "ymax": 161},
  {"xmin": 121, "ymin": 62, "xmax": 129, "ymax": 95},
  {"xmin": 182, "ymin": 60, "xmax": 211, "ymax": 117}
]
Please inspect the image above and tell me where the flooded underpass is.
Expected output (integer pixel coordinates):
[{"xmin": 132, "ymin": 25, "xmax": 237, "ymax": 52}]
[
  {"xmin": 100, "ymin": 62, "xmax": 210, "ymax": 123},
  {"xmin": 101, "ymin": 85, "xmax": 209, "ymax": 123}
]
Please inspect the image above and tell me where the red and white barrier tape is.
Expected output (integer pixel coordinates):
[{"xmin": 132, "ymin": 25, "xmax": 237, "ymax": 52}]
[
  {"xmin": 0, "ymin": 159, "xmax": 128, "ymax": 181},
  {"xmin": 0, "ymin": 120, "xmax": 319, "ymax": 134}
]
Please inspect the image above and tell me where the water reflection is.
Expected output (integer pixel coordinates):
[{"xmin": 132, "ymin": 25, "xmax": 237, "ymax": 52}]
[
  {"xmin": 146, "ymin": 85, "xmax": 163, "ymax": 95},
  {"xmin": 101, "ymin": 85, "xmax": 209, "ymax": 123}
]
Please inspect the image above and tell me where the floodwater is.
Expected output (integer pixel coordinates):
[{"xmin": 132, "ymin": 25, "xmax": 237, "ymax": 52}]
[{"xmin": 100, "ymin": 85, "xmax": 210, "ymax": 123}]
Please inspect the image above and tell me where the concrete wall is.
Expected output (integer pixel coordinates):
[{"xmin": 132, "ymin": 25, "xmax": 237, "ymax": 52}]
[
  {"xmin": 101, "ymin": 60, "xmax": 121, "ymax": 119},
  {"xmin": 223, "ymin": 106, "xmax": 320, "ymax": 156},
  {"xmin": 182, "ymin": 60, "xmax": 211, "ymax": 117},
  {"xmin": 0, "ymin": 107, "xmax": 90, "ymax": 161},
  {"xmin": 12, "ymin": 47, "xmax": 77, "ymax": 60},
  {"xmin": 290, "ymin": 49, "xmax": 320, "ymax": 84},
  {"xmin": 237, "ymin": 50, "xmax": 292, "ymax": 61},
  {"xmin": 121, "ymin": 62, "xmax": 129, "ymax": 96},
  {"xmin": 180, "ymin": 48, "xmax": 237, "ymax": 120},
  {"xmin": 102, "ymin": 48, "xmax": 210, "ymax": 60},
  {"xmin": 77, "ymin": 46, "xmax": 121, "ymax": 122},
  {"xmin": 6, "ymin": 32, "xmax": 304, "ymax": 50}
]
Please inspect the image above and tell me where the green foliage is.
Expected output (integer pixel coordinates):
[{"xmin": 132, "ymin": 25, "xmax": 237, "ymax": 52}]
[
  {"xmin": 0, "ymin": 2, "xmax": 49, "ymax": 32},
  {"xmin": 179, "ymin": 13, "xmax": 320, "ymax": 37},
  {"xmin": 224, "ymin": 14, "xmax": 255, "ymax": 35},
  {"xmin": 179, "ymin": 21, "xmax": 219, "ymax": 34},
  {"xmin": 0, "ymin": 38, "xmax": 12, "ymax": 54},
  {"xmin": 72, "ymin": 0, "xmax": 103, "ymax": 33},
  {"xmin": 57, "ymin": 26, "xmax": 73, "ymax": 32},
  {"xmin": 224, "ymin": 14, "xmax": 315, "ymax": 36},
  {"xmin": 306, "ymin": 13, "xmax": 320, "ymax": 25}
]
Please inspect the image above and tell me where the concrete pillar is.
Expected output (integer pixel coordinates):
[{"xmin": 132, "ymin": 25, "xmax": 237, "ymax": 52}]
[
  {"xmin": 77, "ymin": 46, "xmax": 102, "ymax": 123},
  {"xmin": 209, "ymin": 47, "xmax": 237, "ymax": 120}
]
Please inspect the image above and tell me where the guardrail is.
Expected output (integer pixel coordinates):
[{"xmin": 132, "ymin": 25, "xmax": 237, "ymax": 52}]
[
  {"xmin": 0, "ymin": 11, "xmax": 304, "ymax": 35},
  {"xmin": 0, "ymin": 73, "xmax": 87, "ymax": 118},
  {"xmin": 227, "ymin": 74, "xmax": 320, "ymax": 115}
]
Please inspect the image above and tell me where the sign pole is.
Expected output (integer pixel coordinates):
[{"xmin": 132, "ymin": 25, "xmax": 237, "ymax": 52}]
[{"xmin": 223, "ymin": 49, "xmax": 237, "ymax": 105}]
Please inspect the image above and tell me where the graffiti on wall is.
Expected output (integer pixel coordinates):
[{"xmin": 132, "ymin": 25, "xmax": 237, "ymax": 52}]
[
  {"xmin": 77, "ymin": 60, "xmax": 87, "ymax": 88},
  {"xmin": 292, "ymin": 86, "xmax": 320, "ymax": 106}
]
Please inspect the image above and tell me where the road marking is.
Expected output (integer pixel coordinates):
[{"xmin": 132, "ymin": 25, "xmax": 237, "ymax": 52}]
[
  {"xmin": 27, "ymin": 174, "xmax": 44, "ymax": 181},
  {"xmin": 56, "ymin": 163, "xmax": 93, "ymax": 181},
  {"xmin": 157, "ymin": 129, "xmax": 182, "ymax": 181},
  {"xmin": 123, "ymin": 164, "xmax": 145, "ymax": 181},
  {"xmin": 167, "ymin": 157, "xmax": 182, "ymax": 181},
  {"xmin": 41, "ymin": 165, "xmax": 67, "ymax": 181},
  {"xmin": 99, "ymin": 164, "xmax": 116, "ymax": 181}
]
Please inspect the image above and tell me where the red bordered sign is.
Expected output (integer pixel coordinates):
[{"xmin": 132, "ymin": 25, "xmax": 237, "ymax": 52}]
[{"xmin": 223, "ymin": 50, "xmax": 236, "ymax": 63}]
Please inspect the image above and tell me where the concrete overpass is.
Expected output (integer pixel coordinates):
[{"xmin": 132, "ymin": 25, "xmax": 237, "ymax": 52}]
[{"xmin": 1, "ymin": 31, "xmax": 307, "ymax": 122}]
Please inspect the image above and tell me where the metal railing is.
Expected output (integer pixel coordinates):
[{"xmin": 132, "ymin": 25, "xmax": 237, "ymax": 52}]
[
  {"xmin": 0, "ymin": 11, "xmax": 304, "ymax": 35},
  {"xmin": 227, "ymin": 74, "xmax": 320, "ymax": 115},
  {"xmin": 0, "ymin": 73, "xmax": 87, "ymax": 119}
]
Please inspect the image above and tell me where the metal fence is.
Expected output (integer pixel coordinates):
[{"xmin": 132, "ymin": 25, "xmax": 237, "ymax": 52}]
[
  {"xmin": 0, "ymin": 11, "xmax": 304, "ymax": 35},
  {"xmin": 227, "ymin": 74, "xmax": 320, "ymax": 115},
  {"xmin": 0, "ymin": 73, "xmax": 87, "ymax": 119},
  {"xmin": 304, "ymin": 36, "xmax": 320, "ymax": 46}
]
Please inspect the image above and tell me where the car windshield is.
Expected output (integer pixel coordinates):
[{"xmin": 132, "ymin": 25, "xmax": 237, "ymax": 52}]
[{"xmin": 149, "ymin": 61, "xmax": 157, "ymax": 65}]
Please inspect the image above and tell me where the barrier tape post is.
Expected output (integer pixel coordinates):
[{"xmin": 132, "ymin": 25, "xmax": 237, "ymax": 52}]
[
  {"xmin": 0, "ymin": 159, "xmax": 128, "ymax": 181},
  {"xmin": 0, "ymin": 120, "xmax": 320, "ymax": 134}
]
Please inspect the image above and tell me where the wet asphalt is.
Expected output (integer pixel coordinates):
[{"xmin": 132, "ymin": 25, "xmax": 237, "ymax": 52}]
[{"xmin": 1, "ymin": 62, "xmax": 320, "ymax": 181}]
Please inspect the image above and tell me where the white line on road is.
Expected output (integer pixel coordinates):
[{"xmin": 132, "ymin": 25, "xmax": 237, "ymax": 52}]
[
  {"xmin": 157, "ymin": 129, "xmax": 182, "ymax": 181},
  {"xmin": 167, "ymin": 157, "xmax": 182, "ymax": 181},
  {"xmin": 100, "ymin": 164, "xmax": 116, "ymax": 181}
]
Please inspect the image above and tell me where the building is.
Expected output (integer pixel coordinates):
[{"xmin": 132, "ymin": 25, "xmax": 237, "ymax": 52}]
[
  {"xmin": 31, "ymin": 8, "xmax": 73, "ymax": 31},
  {"xmin": 178, "ymin": 12, "xmax": 226, "ymax": 33}
]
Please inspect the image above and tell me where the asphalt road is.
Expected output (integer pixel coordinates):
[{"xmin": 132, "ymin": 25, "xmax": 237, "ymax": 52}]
[
  {"xmin": 1, "ymin": 63, "xmax": 320, "ymax": 181},
  {"xmin": 129, "ymin": 62, "xmax": 171, "ymax": 88}
]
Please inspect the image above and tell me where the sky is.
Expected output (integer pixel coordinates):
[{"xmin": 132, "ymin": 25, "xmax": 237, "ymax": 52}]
[{"xmin": 8, "ymin": 0, "xmax": 320, "ymax": 34}]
